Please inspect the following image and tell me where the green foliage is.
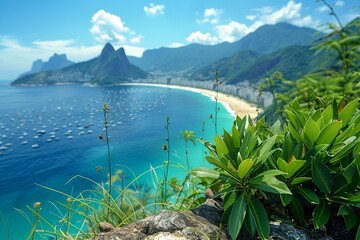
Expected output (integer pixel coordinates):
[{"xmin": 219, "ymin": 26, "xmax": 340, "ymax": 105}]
[
  {"xmin": 262, "ymin": 18, "xmax": 360, "ymax": 123},
  {"xmin": 282, "ymin": 98, "xmax": 360, "ymax": 230},
  {"xmin": 193, "ymin": 115, "xmax": 291, "ymax": 239},
  {"xmin": 194, "ymin": 97, "xmax": 359, "ymax": 239}
]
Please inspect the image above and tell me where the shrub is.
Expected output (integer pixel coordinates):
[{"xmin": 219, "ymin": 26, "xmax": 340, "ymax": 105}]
[{"xmin": 193, "ymin": 97, "xmax": 359, "ymax": 239}]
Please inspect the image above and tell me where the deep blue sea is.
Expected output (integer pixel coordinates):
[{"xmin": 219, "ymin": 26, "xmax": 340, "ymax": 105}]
[{"xmin": 0, "ymin": 81, "xmax": 234, "ymax": 239}]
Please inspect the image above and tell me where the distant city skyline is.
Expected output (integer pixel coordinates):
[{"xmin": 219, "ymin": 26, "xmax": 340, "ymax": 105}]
[{"xmin": 0, "ymin": 0, "xmax": 359, "ymax": 80}]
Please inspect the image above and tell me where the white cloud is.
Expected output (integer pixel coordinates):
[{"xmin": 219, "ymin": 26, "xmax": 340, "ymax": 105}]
[
  {"xmin": 246, "ymin": 15, "xmax": 257, "ymax": 21},
  {"xmin": 216, "ymin": 21, "xmax": 250, "ymax": 42},
  {"xmin": 335, "ymin": 1, "xmax": 344, "ymax": 7},
  {"xmin": 168, "ymin": 42, "xmax": 184, "ymax": 48},
  {"xmin": 317, "ymin": 5, "xmax": 329, "ymax": 12},
  {"xmin": 0, "ymin": 37, "xmax": 145, "ymax": 80},
  {"xmin": 90, "ymin": 9, "xmax": 142, "ymax": 45},
  {"xmin": 251, "ymin": 1, "xmax": 320, "ymax": 28},
  {"xmin": 187, "ymin": 0, "xmax": 321, "ymax": 45},
  {"xmin": 186, "ymin": 31, "xmax": 219, "ymax": 45},
  {"xmin": 198, "ymin": 8, "xmax": 222, "ymax": 24},
  {"xmin": 144, "ymin": 3, "xmax": 165, "ymax": 16},
  {"xmin": 130, "ymin": 35, "xmax": 143, "ymax": 44}
]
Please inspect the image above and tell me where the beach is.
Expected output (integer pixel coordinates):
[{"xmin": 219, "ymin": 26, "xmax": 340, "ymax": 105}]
[{"xmin": 123, "ymin": 83, "xmax": 259, "ymax": 119}]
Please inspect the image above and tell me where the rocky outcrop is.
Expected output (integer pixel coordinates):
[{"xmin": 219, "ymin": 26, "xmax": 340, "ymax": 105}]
[
  {"xmin": 90, "ymin": 188, "xmax": 317, "ymax": 240},
  {"xmin": 92, "ymin": 209, "xmax": 228, "ymax": 240},
  {"xmin": 12, "ymin": 43, "xmax": 149, "ymax": 86}
]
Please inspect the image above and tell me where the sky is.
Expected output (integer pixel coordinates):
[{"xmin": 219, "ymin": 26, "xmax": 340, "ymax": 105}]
[{"xmin": 0, "ymin": 0, "xmax": 359, "ymax": 80}]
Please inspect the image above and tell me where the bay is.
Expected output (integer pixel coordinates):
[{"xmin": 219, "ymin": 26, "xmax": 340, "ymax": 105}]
[{"xmin": 0, "ymin": 81, "xmax": 234, "ymax": 239}]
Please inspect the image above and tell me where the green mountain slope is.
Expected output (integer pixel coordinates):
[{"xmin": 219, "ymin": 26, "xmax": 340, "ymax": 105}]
[
  {"xmin": 12, "ymin": 43, "xmax": 149, "ymax": 86},
  {"xmin": 129, "ymin": 22, "xmax": 320, "ymax": 73},
  {"xmin": 233, "ymin": 22, "xmax": 319, "ymax": 53},
  {"xmin": 192, "ymin": 45, "xmax": 334, "ymax": 84}
]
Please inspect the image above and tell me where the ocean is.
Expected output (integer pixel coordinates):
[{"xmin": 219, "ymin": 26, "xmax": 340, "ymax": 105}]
[{"xmin": 0, "ymin": 81, "xmax": 235, "ymax": 239}]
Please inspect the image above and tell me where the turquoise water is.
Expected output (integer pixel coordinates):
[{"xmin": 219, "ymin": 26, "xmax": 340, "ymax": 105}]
[{"xmin": 0, "ymin": 82, "xmax": 234, "ymax": 239}]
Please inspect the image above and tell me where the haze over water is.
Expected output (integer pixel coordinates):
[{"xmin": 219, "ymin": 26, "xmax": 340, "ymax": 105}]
[{"xmin": 0, "ymin": 81, "xmax": 234, "ymax": 239}]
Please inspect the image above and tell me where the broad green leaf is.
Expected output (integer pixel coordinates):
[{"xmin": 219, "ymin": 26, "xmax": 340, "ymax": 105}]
[
  {"xmin": 316, "ymin": 116, "xmax": 325, "ymax": 130},
  {"xmin": 227, "ymin": 161, "xmax": 237, "ymax": 172},
  {"xmin": 290, "ymin": 177, "xmax": 311, "ymax": 185},
  {"xmin": 313, "ymin": 201, "xmax": 329, "ymax": 229},
  {"xmin": 254, "ymin": 169, "xmax": 288, "ymax": 178},
  {"xmin": 294, "ymin": 186, "xmax": 319, "ymax": 204},
  {"xmin": 223, "ymin": 130, "xmax": 235, "ymax": 157},
  {"xmin": 316, "ymin": 120, "xmax": 342, "ymax": 145},
  {"xmin": 223, "ymin": 191, "xmax": 237, "ymax": 211},
  {"xmin": 291, "ymin": 98, "xmax": 301, "ymax": 110},
  {"xmin": 286, "ymin": 110, "xmax": 300, "ymax": 130},
  {"xmin": 277, "ymin": 158, "xmax": 290, "ymax": 177},
  {"xmin": 270, "ymin": 120, "xmax": 281, "ymax": 134},
  {"xmin": 238, "ymin": 158, "xmax": 253, "ymax": 178},
  {"xmin": 258, "ymin": 135, "xmax": 277, "ymax": 161},
  {"xmin": 228, "ymin": 193, "xmax": 246, "ymax": 240},
  {"xmin": 288, "ymin": 159, "xmax": 306, "ymax": 177},
  {"xmin": 190, "ymin": 168, "xmax": 219, "ymax": 179},
  {"xmin": 205, "ymin": 156, "xmax": 239, "ymax": 182},
  {"xmin": 302, "ymin": 117, "xmax": 320, "ymax": 148},
  {"xmin": 322, "ymin": 105, "xmax": 333, "ymax": 124},
  {"xmin": 354, "ymin": 141, "xmax": 360, "ymax": 156},
  {"xmin": 250, "ymin": 169, "xmax": 288, "ymax": 185},
  {"xmin": 283, "ymin": 133, "xmax": 295, "ymax": 161},
  {"xmin": 289, "ymin": 197, "xmax": 304, "ymax": 225},
  {"xmin": 312, "ymin": 159, "xmax": 333, "ymax": 194},
  {"xmin": 339, "ymin": 98, "xmax": 359, "ymax": 127},
  {"xmin": 288, "ymin": 122, "xmax": 302, "ymax": 143},
  {"xmin": 252, "ymin": 177, "xmax": 292, "ymax": 195},
  {"xmin": 337, "ymin": 205, "xmax": 357, "ymax": 229},
  {"xmin": 333, "ymin": 175, "xmax": 349, "ymax": 195},
  {"xmin": 280, "ymin": 194, "xmax": 292, "ymax": 206},
  {"xmin": 244, "ymin": 206, "xmax": 256, "ymax": 237},
  {"xmin": 330, "ymin": 136, "xmax": 358, "ymax": 163},
  {"xmin": 214, "ymin": 134, "xmax": 228, "ymax": 157},
  {"xmin": 232, "ymin": 124, "xmax": 240, "ymax": 147},
  {"xmin": 334, "ymin": 122, "xmax": 355, "ymax": 144},
  {"xmin": 248, "ymin": 197, "xmax": 270, "ymax": 240}
]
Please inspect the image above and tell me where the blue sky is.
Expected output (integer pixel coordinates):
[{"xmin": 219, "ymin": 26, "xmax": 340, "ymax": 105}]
[{"xmin": 0, "ymin": 0, "xmax": 359, "ymax": 80}]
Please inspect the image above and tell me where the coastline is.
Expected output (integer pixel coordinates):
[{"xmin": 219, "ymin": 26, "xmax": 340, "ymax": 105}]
[{"xmin": 122, "ymin": 83, "xmax": 259, "ymax": 119}]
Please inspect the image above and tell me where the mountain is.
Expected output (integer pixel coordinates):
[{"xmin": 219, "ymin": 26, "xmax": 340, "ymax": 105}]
[
  {"xmin": 19, "ymin": 53, "xmax": 74, "ymax": 77},
  {"xmin": 129, "ymin": 22, "xmax": 320, "ymax": 73},
  {"xmin": 12, "ymin": 43, "xmax": 149, "ymax": 86},
  {"xmin": 232, "ymin": 22, "xmax": 319, "ymax": 54},
  {"xmin": 129, "ymin": 42, "xmax": 236, "ymax": 73},
  {"xmin": 192, "ymin": 45, "xmax": 333, "ymax": 84},
  {"xmin": 42, "ymin": 53, "xmax": 74, "ymax": 71}
]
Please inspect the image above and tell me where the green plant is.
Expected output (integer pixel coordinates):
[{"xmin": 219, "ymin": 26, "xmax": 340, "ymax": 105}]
[
  {"xmin": 180, "ymin": 130, "xmax": 196, "ymax": 171},
  {"xmin": 194, "ymin": 97, "xmax": 360, "ymax": 239},
  {"xmin": 193, "ymin": 115, "xmax": 292, "ymax": 239},
  {"xmin": 210, "ymin": 69, "xmax": 222, "ymax": 135},
  {"xmin": 161, "ymin": 116, "xmax": 171, "ymax": 208},
  {"xmin": 278, "ymin": 98, "xmax": 360, "ymax": 232},
  {"xmin": 99, "ymin": 103, "xmax": 112, "ymax": 219}
]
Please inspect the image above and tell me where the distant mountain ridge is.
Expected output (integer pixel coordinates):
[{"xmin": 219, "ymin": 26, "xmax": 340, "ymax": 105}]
[
  {"xmin": 12, "ymin": 43, "xmax": 149, "ymax": 86},
  {"xmin": 129, "ymin": 22, "xmax": 321, "ymax": 73},
  {"xmin": 19, "ymin": 53, "xmax": 74, "ymax": 77},
  {"xmin": 191, "ymin": 45, "xmax": 333, "ymax": 83}
]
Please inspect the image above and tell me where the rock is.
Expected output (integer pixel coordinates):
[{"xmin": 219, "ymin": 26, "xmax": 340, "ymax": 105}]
[
  {"xmin": 269, "ymin": 221, "xmax": 310, "ymax": 240},
  {"xmin": 191, "ymin": 199, "xmax": 223, "ymax": 226},
  {"xmin": 92, "ymin": 210, "xmax": 228, "ymax": 240},
  {"xmin": 99, "ymin": 222, "xmax": 115, "ymax": 232}
]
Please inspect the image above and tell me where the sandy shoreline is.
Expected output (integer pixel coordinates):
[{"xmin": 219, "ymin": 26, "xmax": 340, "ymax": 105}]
[{"xmin": 122, "ymin": 83, "xmax": 259, "ymax": 119}]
